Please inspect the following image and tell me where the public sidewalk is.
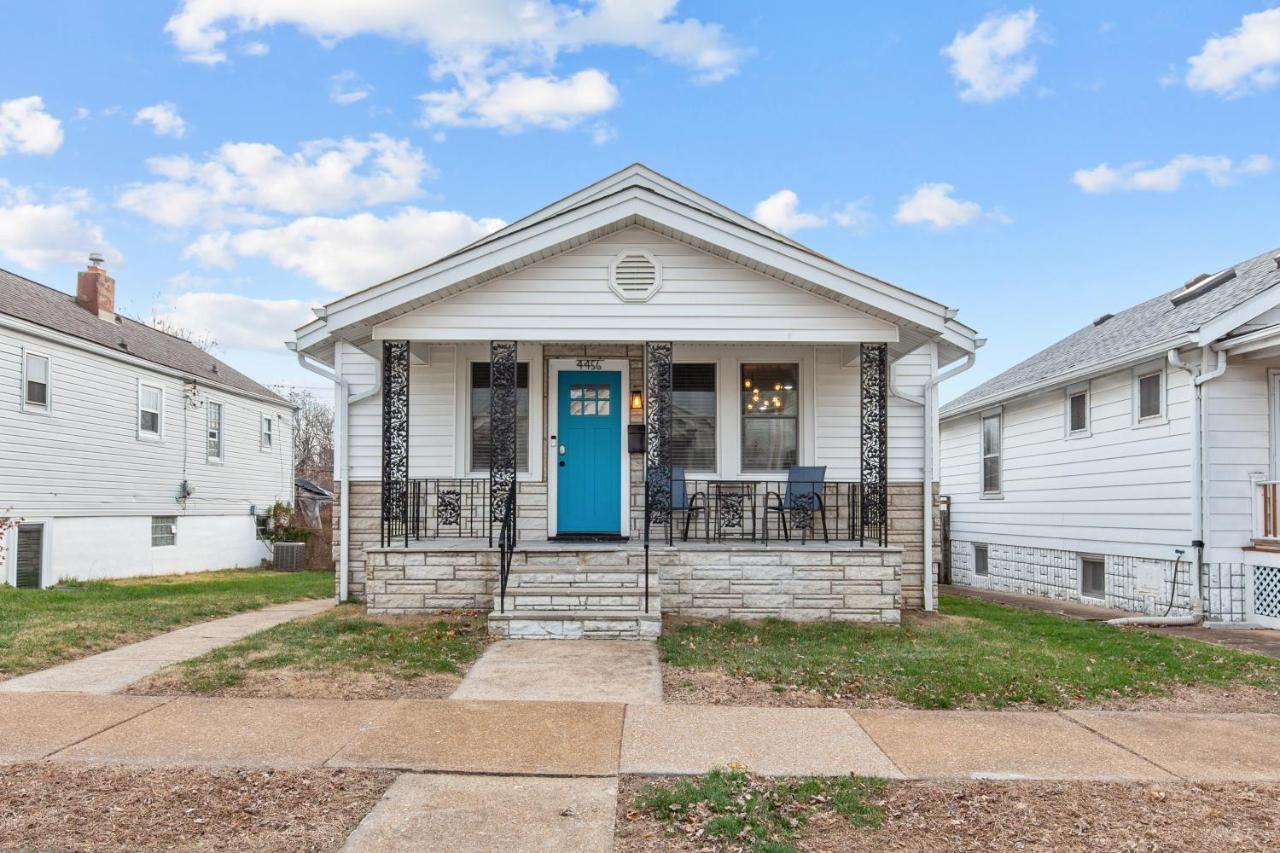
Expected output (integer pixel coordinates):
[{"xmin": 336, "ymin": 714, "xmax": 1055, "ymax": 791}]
[
  {"xmin": 3, "ymin": 693, "xmax": 1279, "ymax": 783},
  {"xmin": 0, "ymin": 598, "xmax": 334, "ymax": 694}
]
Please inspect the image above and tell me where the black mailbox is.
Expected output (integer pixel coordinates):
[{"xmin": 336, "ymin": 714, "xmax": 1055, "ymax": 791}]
[{"xmin": 627, "ymin": 424, "xmax": 645, "ymax": 454}]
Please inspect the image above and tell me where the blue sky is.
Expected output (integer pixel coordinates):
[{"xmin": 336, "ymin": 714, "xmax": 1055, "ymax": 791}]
[{"xmin": 2, "ymin": 2, "xmax": 1279, "ymax": 399}]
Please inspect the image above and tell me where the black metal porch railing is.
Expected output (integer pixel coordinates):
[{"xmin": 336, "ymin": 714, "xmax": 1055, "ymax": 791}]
[
  {"xmin": 380, "ymin": 478, "xmax": 509, "ymax": 544},
  {"xmin": 651, "ymin": 478, "xmax": 888, "ymax": 547}
]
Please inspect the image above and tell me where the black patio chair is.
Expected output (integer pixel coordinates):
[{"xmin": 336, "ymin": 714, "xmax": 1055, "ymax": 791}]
[
  {"xmin": 668, "ymin": 465, "xmax": 708, "ymax": 544},
  {"xmin": 764, "ymin": 465, "xmax": 830, "ymax": 543}
]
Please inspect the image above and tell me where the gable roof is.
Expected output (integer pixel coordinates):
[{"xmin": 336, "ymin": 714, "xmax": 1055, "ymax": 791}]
[
  {"xmin": 297, "ymin": 164, "xmax": 979, "ymax": 364},
  {"xmin": 1, "ymin": 267, "xmax": 287, "ymax": 404},
  {"xmin": 941, "ymin": 246, "xmax": 1280, "ymax": 419}
]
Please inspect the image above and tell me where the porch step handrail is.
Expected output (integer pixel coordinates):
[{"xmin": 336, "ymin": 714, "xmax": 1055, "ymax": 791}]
[{"xmin": 495, "ymin": 486, "xmax": 517, "ymax": 613}]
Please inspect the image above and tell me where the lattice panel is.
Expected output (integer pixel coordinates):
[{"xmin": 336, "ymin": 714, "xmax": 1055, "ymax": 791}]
[{"xmin": 1256, "ymin": 566, "xmax": 1280, "ymax": 619}]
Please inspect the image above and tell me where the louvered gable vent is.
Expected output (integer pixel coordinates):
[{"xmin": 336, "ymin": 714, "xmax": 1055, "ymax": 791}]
[{"xmin": 609, "ymin": 249, "xmax": 662, "ymax": 302}]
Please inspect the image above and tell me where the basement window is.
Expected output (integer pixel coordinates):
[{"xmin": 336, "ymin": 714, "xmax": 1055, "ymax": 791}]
[
  {"xmin": 974, "ymin": 544, "xmax": 989, "ymax": 576},
  {"xmin": 1081, "ymin": 556, "xmax": 1106, "ymax": 599},
  {"xmin": 151, "ymin": 516, "xmax": 176, "ymax": 548}
]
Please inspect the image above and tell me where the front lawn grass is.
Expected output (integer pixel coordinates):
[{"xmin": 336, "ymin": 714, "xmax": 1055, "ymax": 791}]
[
  {"xmin": 632, "ymin": 768, "xmax": 887, "ymax": 853},
  {"xmin": 660, "ymin": 593, "xmax": 1280, "ymax": 709},
  {"xmin": 0, "ymin": 569, "xmax": 332, "ymax": 678},
  {"xmin": 145, "ymin": 604, "xmax": 487, "ymax": 695}
]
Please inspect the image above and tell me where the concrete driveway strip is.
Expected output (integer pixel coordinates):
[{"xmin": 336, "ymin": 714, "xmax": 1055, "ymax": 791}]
[
  {"xmin": 0, "ymin": 598, "xmax": 334, "ymax": 694},
  {"xmin": 0, "ymin": 693, "xmax": 167, "ymax": 762},
  {"xmin": 853, "ymin": 710, "xmax": 1175, "ymax": 782},
  {"xmin": 331, "ymin": 699, "xmax": 624, "ymax": 776},
  {"xmin": 52, "ymin": 697, "xmax": 392, "ymax": 768},
  {"xmin": 451, "ymin": 640, "xmax": 663, "ymax": 704},
  {"xmin": 342, "ymin": 773, "xmax": 618, "ymax": 853},
  {"xmin": 622, "ymin": 705, "xmax": 904, "ymax": 778},
  {"xmin": 1065, "ymin": 711, "xmax": 1280, "ymax": 782}
]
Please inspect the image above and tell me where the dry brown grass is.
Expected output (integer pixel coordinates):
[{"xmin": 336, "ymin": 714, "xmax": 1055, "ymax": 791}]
[
  {"xmin": 616, "ymin": 776, "xmax": 1280, "ymax": 852},
  {"xmin": 0, "ymin": 763, "xmax": 393, "ymax": 852}
]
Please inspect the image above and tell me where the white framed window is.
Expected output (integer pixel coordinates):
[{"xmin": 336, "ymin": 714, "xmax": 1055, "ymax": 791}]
[
  {"xmin": 469, "ymin": 361, "xmax": 530, "ymax": 472},
  {"xmin": 673, "ymin": 363, "xmax": 716, "ymax": 472},
  {"xmin": 1080, "ymin": 555, "xmax": 1106, "ymax": 599},
  {"xmin": 260, "ymin": 414, "xmax": 273, "ymax": 450},
  {"xmin": 740, "ymin": 363, "xmax": 799, "ymax": 472},
  {"xmin": 22, "ymin": 350, "xmax": 51, "ymax": 413},
  {"xmin": 138, "ymin": 382, "xmax": 164, "ymax": 439},
  {"xmin": 980, "ymin": 409, "xmax": 1002, "ymax": 497},
  {"xmin": 206, "ymin": 401, "xmax": 223, "ymax": 461},
  {"xmin": 151, "ymin": 516, "xmax": 176, "ymax": 548},
  {"xmin": 974, "ymin": 543, "xmax": 989, "ymax": 576},
  {"xmin": 1133, "ymin": 364, "xmax": 1166, "ymax": 425},
  {"xmin": 1066, "ymin": 384, "xmax": 1089, "ymax": 437}
]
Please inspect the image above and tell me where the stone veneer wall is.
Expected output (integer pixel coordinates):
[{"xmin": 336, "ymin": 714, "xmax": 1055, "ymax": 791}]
[
  {"xmin": 365, "ymin": 544, "xmax": 902, "ymax": 622},
  {"xmin": 948, "ymin": 539, "xmax": 1249, "ymax": 622}
]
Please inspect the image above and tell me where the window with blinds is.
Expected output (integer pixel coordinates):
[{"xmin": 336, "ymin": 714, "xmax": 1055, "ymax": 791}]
[
  {"xmin": 470, "ymin": 362, "xmax": 530, "ymax": 472},
  {"xmin": 672, "ymin": 363, "xmax": 716, "ymax": 471}
]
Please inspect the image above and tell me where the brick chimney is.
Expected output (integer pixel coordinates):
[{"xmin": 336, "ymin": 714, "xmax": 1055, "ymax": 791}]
[{"xmin": 76, "ymin": 253, "xmax": 116, "ymax": 320}]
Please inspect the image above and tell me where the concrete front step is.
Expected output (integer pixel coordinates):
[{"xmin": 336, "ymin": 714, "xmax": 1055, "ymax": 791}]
[
  {"xmin": 488, "ymin": 609, "xmax": 662, "ymax": 640},
  {"xmin": 499, "ymin": 586, "xmax": 657, "ymax": 611}
]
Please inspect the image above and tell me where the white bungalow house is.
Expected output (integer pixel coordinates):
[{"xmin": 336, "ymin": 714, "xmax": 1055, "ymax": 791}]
[
  {"xmin": 1, "ymin": 258, "xmax": 294, "ymax": 587},
  {"xmin": 292, "ymin": 164, "xmax": 980, "ymax": 638},
  {"xmin": 941, "ymin": 247, "xmax": 1280, "ymax": 629}
]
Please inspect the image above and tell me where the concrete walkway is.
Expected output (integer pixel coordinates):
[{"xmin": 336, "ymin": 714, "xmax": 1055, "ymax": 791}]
[
  {"xmin": 0, "ymin": 598, "xmax": 334, "ymax": 694},
  {"xmin": 451, "ymin": 640, "xmax": 663, "ymax": 704},
  {"xmin": 943, "ymin": 584, "xmax": 1280, "ymax": 659},
  {"xmin": 4, "ymin": 693, "xmax": 1279, "ymax": 783}
]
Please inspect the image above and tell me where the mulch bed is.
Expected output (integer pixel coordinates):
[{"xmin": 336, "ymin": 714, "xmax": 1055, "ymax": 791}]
[
  {"xmin": 0, "ymin": 763, "xmax": 394, "ymax": 851},
  {"xmin": 616, "ymin": 776, "xmax": 1280, "ymax": 852}
]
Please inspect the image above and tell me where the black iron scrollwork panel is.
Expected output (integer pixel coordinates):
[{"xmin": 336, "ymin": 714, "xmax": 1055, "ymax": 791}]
[
  {"xmin": 381, "ymin": 340, "xmax": 410, "ymax": 546},
  {"xmin": 489, "ymin": 341, "xmax": 518, "ymax": 525},
  {"xmin": 645, "ymin": 341, "xmax": 674, "ymax": 527},
  {"xmin": 860, "ymin": 343, "xmax": 889, "ymax": 544}
]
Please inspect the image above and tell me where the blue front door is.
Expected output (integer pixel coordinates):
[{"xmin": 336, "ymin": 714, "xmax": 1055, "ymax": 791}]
[{"xmin": 557, "ymin": 370, "xmax": 622, "ymax": 534}]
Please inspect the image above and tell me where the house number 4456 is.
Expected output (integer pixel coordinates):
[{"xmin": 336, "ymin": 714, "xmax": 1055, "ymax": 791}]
[{"xmin": 576, "ymin": 359, "xmax": 604, "ymax": 370}]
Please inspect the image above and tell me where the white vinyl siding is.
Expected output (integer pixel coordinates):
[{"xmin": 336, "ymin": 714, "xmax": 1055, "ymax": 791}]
[
  {"xmin": 374, "ymin": 226, "xmax": 900, "ymax": 344},
  {"xmin": 941, "ymin": 364, "xmax": 1193, "ymax": 560},
  {"xmin": 138, "ymin": 381, "xmax": 163, "ymax": 439},
  {"xmin": 0, "ymin": 324, "xmax": 292, "ymax": 520}
]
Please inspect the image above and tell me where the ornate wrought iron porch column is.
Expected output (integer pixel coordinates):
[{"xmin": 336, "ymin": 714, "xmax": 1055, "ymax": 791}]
[
  {"xmin": 860, "ymin": 343, "xmax": 889, "ymax": 546},
  {"xmin": 381, "ymin": 340, "xmax": 410, "ymax": 548},
  {"xmin": 643, "ymin": 342, "xmax": 673, "ymax": 612}
]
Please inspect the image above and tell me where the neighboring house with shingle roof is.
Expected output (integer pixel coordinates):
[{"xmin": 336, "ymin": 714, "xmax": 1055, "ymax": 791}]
[
  {"xmin": 1, "ymin": 258, "xmax": 294, "ymax": 588},
  {"xmin": 940, "ymin": 246, "xmax": 1280, "ymax": 629}
]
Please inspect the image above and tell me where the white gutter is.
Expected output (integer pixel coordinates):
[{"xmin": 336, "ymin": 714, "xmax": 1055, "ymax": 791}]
[
  {"xmin": 891, "ymin": 348, "xmax": 977, "ymax": 611},
  {"xmin": 289, "ymin": 343, "xmax": 381, "ymax": 603},
  {"xmin": 1163, "ymin": 345, "xmax": 1227, "ymax": 622}
]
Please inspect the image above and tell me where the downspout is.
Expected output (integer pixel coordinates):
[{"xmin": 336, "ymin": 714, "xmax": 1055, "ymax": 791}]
[
  {"xmin": 891, "ymin": 348, "xmax": 976, "ymax": 612},
  {"xmin": 290, "ymin": 343, "xmax": 382, "ymax": 603},
  {"xmin": 1109, "ymin": 346, "xmax": 1225, "ymax": 627}
]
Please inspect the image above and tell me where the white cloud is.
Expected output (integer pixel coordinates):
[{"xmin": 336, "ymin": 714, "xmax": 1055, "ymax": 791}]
[
  {"xmin": 1186, "ymin": 8, "xmax": 1280, "ymax": 97},
  {"xmin": 118, "ymin": 133, "xmax": 432, "ymax": 228},
  {"xmin": 186, "ymin": 206, "xmax": 505, "ymax": 291},
  {"xmin": 752, "ymin": 190, "xmax": 827, "ymax": 234},
  {"xmin": 330, "ymin": 71, "xmax": 372, "ymax": 105},
  {"xmin": 420, "ymin": 70, "xmax": 618, "ymax": 131},
  {"xmin": 1072, "ymin": 153, "xmax": 1273, "ymax": 193},
  {"xmin": 155, "ymin": 291, "xmax": 312, "ymax": 351},
  {"xmin": 941, "ymin": 8, "xmax": 1040, "ymax": 103},
  {"xmin": 133, "ymin": 102, "xmax": 188, "ymax": 138},
  {"xmin": 590, "ymin": 123, "xmax": 617, "ymax": 144},
  {"xmin": 165, "ymin": 0, "xmax": 745, "ymax": 81},
  {"xmin": 832, "ymin": 200, "xmax": 873, "ymax": 235},
  {"xmin": 0, "ymin": 96, "xmax": 64, "ymax": 156},
  {"xmin": 241, "ymin": 40, "xmax": 269, "ymax": 56},
  {"xmin": 894, "ymin": 183, "xmax": 997, "ymax": 230},
  {"xmin": 0, "ymin": 181, "xmax": 121, "ymax": 270}
]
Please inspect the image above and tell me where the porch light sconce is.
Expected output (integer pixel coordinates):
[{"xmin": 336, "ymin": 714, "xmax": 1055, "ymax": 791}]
[{"xmin": 630, "ymin": 391, "xmax": 644, "ymax": 410}]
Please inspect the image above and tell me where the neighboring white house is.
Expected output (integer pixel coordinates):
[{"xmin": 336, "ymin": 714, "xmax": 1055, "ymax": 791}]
[
  {"xmin": 940, "ymin": 247, "xmax": 1280, "ymax": 629},
  {"xmin": 292, "ymin": 164, "xmax": 980, "ymax": 638},
  {"xmin": 1, "ymin": 258, "xmax": 294, "ymax": 587}
]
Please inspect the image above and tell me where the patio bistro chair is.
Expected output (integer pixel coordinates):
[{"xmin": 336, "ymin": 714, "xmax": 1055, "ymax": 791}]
[
  {"xmin": 668, "ymin": 465, "xmax": 709, "ymax": 544},
  {"xmin": 764, "ymin": 465, "xmax": 830, "ymax": 544}
]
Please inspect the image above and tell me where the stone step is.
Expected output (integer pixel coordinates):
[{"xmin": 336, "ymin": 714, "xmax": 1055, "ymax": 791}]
[
  {"xmin": 488, "ymin": 609, "xmax": 662, "ymax": 640},
  {"xmin": 495, "ymin": 586, "xmax": 659, "ymax": 613},
  {"xmin": 505, "ymin": 568, "xmax": 647, "ymax": 588}
]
